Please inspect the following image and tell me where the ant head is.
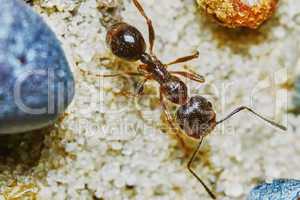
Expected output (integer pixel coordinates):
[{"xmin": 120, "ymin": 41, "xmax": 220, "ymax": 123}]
[
  {"xmin": 161, "ymin": 76, "xmax": 188, "ymax": 105},
  {"xmin": 176, "ymin": 96, "xmax": 216, "ymax": 139},
  {"xmin": 106, "ymin": 22, "xmax": 146, "ymax": 61}
]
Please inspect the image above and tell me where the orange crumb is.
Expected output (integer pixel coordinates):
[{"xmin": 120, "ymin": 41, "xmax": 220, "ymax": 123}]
[{"xmin": 197, "ymin": 0, "xmax": 278, "ymax": 29}]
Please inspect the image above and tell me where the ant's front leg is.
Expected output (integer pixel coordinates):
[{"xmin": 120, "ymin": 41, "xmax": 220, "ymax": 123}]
[
  {"xmin": 159, "ymin": 89, "xmax": 187, "ymax": 149},
  {"xmin": 159, "ymin": 91, "xmax": 177, "ymax": 130}
]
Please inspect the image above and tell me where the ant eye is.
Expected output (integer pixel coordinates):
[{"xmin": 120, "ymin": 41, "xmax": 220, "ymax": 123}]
[{"xmin": 208, "ymin": 102, "xmax": 212, "ymax": 108}]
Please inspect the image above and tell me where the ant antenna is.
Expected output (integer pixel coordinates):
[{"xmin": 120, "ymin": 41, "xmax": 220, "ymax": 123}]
[
  {"xmin": 187, "ymin": 106, "xmax": 286, "ymax": 200},
  {"xmin": 216, "ymin": 106, "xmax": 287, "ymax": 131},
  {"xmin": 187, "ymin": 137, "xmax": 217, "ymax": 199}
]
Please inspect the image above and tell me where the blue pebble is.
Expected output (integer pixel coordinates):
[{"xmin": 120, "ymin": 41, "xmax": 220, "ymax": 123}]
[
  {"xmin": 248, "ymin": 179, "xmax": 300, "ymax": 200},
  {"xmin": 0, "ymin": 0, "xmax": 74, "ymax": 134}
]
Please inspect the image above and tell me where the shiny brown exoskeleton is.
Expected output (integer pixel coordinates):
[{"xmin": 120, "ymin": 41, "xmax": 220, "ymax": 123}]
[
  {"xmin": 176, "ymin": 96, "xmax": 217, "ymax": 139},
  {"xmin": 83, "ymin": 0, "xmax": 287, "ymax": 199},
  {"xmin": 105, "ymin": 0, "xmax": 204, "ymax": 105},
  {"xmin": 175, "ymin": 96, "xmax": 286, "ymax": 199}
]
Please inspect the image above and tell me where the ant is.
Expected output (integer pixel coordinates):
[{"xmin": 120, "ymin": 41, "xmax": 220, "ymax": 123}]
[{"xmin": 81, "ymin": 0, "xmax": 287, "ymax": 199}]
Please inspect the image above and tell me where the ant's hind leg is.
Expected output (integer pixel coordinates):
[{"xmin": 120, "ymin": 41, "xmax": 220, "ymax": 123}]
[
  {"xmin": 132, "ymin": 0, "xmax": 155, "ymax": 54},
  {"xmin": 170, "ymin": 71, "xmax": 205, "ymax": 84},
  {"xmin": 166, "ymin": 51, "xmax": 199, "ymax": 66},
  {"xmin": 166, "ymin": 51, "xmax": 204, "ymax": 84}
]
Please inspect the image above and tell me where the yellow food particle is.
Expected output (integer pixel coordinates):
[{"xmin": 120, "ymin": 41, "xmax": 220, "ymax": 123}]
[{"xmin": 197, "ymin": 0, "xmax": 278, "ymax": 29}]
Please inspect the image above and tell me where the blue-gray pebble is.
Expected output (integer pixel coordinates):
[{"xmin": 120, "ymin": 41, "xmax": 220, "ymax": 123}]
[
  {"xmin": 248, "ymin": 179, "xmax": 300, "ymax": 200},
  {"xmin": 0, "ymin": 0, "xmax": 74, "ymax": 134}
]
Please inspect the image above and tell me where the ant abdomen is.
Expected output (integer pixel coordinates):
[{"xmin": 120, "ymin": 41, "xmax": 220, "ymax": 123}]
[
  {"xmin": 106, "ymin": 22, "xmax": 146, "ymax": 61},
  {"xmin": 176, "ymin": 96, "xmax": 217, "ymax": 139}
]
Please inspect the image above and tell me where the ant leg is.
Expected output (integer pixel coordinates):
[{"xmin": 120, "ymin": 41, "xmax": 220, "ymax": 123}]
[
  {"xmin": 132, "ymin": 0, "xmax": 155, "ymax": 54},
  {"xmin": 170, "ymin": 71, "xmax": 205, "ymax": 83},
  {"xmin": 135, "ymin": 76, "xmax": 151, "ymax": 96},
  {"xmin": 80, "ymin": 68, "xmax": 148, "ymax": 98},
  {"xmin": 79, "ymin": 68, "xmax": 143, "ymax": 78},
  {"xmin": 166, "ymin": 51, "xmax": 199, "ymax": 66},
  {"xmin": 166, "ymin": 52, "xmax": 203, "ymax": 83},
  {"xmin": 159, "ymin": 89, "xmax": 187, "ymax": 148},
  {"xmin": 187, "ymin": 137, "xmax": 217, "ymax": 199},
  {"xmin": 114, "ymin": 76, "xmax": 151, "ymax": 98},
  {"xmin": 137, "ymin": 64, "xmax": 149, "ymax": 74},
  {"xmin": 159, "ymin": 90, "xmax": 177, "ymax": 130},
  {"xmin": 160, "ymin": 91, "xmax": 214, "ymax": 198},
  {"xmin": 216, "ymin": 106, "xmax": 287, "ymax": 131}
]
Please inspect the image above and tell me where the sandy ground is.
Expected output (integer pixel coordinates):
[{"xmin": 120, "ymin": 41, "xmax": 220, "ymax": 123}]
[{"xmin": 0, "ymin": 0, "xmax": 300, "ymax": 199}]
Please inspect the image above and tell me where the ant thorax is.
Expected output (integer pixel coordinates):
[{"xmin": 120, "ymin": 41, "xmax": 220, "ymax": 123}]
[{"xmin": 160, "ymin": 76, "xmax": 188, "ymax": 105}]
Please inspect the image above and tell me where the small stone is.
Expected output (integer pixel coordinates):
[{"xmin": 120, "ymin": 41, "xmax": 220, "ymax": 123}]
[
  {"xmin": 248, "ymin": 179, "xmax": 300, "ymax": 200},
  {"xmin": 0, "ymin": 0, "xmax": 74, "ymax": 134}
]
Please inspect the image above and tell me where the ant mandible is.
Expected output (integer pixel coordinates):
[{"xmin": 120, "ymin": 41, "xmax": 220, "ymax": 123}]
[{"xmin": 83, "ymin": 0, "xmax": 287, "ymax": 199}]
